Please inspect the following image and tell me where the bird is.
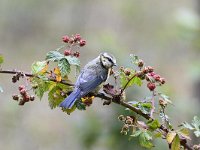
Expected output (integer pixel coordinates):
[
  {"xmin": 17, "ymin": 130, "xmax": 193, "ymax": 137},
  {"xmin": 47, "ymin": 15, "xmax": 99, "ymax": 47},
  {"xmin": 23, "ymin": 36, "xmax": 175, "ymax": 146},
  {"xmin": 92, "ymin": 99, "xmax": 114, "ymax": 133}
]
[{"xmin": 59, "ymin": 52, "xmax": 117, "ymax": 109}]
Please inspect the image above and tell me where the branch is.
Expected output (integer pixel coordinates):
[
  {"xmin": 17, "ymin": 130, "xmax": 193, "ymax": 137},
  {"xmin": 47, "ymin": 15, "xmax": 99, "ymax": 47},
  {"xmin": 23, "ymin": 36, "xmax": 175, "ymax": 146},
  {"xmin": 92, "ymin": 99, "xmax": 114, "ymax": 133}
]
[
  {"xmin": 0, "ymin": 69, "xmax": 192, "ymax": 150},
  {"xmin": 94, "ymin": 92, "xmax": 192, "ymax": 150},
  {"xmin": 0, "ymin": 69, "xmax": 74, "ymax": 86}
]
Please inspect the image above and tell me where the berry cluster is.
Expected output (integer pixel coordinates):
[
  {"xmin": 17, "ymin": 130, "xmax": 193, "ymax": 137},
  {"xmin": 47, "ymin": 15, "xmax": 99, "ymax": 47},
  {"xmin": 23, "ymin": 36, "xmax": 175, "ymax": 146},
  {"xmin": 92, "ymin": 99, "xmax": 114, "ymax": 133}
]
[
  {"xmin": 62, "ymin": 34, "xmax": 86, "ymax": 58},
  {"xmin": 12, "ymin": 85, "xmax": 35, "ymax": 105},
  {"xmin": 118, "ymin": 115, "xmax": 134, "ymax": 135},
  {"xmin": 62, "ymin": 34, "xmax": 86, "ymax": 47},
  {"xmin": 64, "ymin": 50, "xmax": 80, "ymax": 58},
  {"xmin": 145, "ymin": 71, "xmax": 165, "ymax": 91}
]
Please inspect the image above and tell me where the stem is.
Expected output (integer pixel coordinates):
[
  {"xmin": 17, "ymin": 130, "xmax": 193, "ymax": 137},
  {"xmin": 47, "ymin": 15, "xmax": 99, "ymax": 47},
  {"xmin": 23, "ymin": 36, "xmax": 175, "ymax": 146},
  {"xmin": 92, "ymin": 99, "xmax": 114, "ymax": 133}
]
[{"xmin": 150, "ymin": 91, "xmax": 155, "ymax": 118}]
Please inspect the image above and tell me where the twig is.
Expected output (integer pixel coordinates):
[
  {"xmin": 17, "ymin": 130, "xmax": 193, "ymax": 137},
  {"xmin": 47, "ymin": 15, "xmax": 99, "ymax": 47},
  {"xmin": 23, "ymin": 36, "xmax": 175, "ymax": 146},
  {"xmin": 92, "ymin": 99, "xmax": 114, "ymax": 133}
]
[{"xmin": 0, "ymin": 70, "xmax": 74, "ymax": 86}]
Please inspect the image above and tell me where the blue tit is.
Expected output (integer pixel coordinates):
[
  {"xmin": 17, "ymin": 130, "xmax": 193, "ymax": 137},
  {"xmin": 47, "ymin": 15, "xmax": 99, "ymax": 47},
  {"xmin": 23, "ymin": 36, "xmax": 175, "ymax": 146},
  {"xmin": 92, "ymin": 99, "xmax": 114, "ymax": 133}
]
[{"xmin": 59, "ymin": 52, "xmax": 117, "ymax": 109}]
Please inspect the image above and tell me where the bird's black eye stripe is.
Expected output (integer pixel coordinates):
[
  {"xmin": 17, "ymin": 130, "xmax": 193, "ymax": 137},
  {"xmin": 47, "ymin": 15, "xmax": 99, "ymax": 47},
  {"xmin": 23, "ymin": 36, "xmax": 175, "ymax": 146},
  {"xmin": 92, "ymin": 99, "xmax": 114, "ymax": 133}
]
[{"xmin": 106, "ymin": 57, "xmax": 113, "ymax": 63}]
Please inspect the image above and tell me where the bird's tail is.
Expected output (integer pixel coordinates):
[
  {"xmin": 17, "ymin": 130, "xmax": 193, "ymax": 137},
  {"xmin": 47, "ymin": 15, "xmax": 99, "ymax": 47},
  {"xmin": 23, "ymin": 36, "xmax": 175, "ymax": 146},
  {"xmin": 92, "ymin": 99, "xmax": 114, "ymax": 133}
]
[{"xmin": 59, "ymin": 88, "xmax": 81, "ymax": 109}]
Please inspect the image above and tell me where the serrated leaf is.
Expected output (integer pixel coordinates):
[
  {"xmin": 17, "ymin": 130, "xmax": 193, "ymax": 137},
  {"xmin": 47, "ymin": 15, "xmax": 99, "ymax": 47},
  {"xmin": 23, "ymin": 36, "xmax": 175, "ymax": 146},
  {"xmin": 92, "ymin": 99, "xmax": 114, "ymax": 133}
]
[
  {"xmin": 147, "ymin": 119, "xmax": 161, "ymax": 130},
  {"xmin": 30, "ymin": 77, "xmax": 51, "ymax": 100},
  {"xmin": 120, "ymin": 72, "xmax": 142, "ymax": 88},
  {"xmin": 194, "ymin": 131, "xmax": 200, "ymax": 137},
  {"xmin": 0, "ymin": 86, "xmax": 3, "ymax": 92},
  {"xmin": 133, "ymin": 102, "xmax": 152, "ymax": 114},
  {"xmin": 129, "ymin": 76, "xmax": 142, "ymax": 86},
  {"xmin": 58, "ymin": 58, "xmax": 70, "ymax": 77},
  {"xmin": 182, "ymin": 122, "xmax": 194, "ymax": 130},
  {"xmin": 139, "ymin": 131, "xmax": 154, "ymax": 149},
  {"xmin": 46, "ymin": 51, "xmax": 64, "ymax": 62},
  {"xmin": 171, "ymin": 134, "xmax": 180, "ymax": 150},
  {"xmin": 48, "ymin": 82, "xmax": 72, "ymax": 109},
  {"xmin": 154, "ymin": 132, "xmax": 162, "ymax": 138},
  {"xmin": 65, "ymin": 55, "xmax": 80, "ymax": 66},
  {"xmin": 0, "ymin": 54, "xmax": 4, "ymax": 64},
  {"xmin": 192, "ymin": 116, "xmax": 200, "ymax": 131},
  {"xmin": 166, "ymin": 131, "xmax": 176, "ymax": 144},
  {"xmin": 130, "ymin": 130, "xmax": 142, "ymax": 137},
  {"xmin": 32, "ymin": 61, "xmax": 47, "ymax": 74}
]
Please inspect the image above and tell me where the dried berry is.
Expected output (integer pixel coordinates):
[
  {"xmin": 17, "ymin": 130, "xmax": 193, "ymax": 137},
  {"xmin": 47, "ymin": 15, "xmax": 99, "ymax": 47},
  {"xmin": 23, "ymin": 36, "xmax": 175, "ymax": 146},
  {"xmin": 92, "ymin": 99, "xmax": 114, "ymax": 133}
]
[
  {"xmin": 147, "ymin": 66, "xmax": 154, "ymax": 73},
  {"xmin": 147, "ymin": 82, "xmax": 156, "ymax": 91},
  {"xmin": 73, "ymin": 51, "xmax": 80, "ymax": 58},
  {"xmin": 64, "ymin": 50, "xmax": 71, "ymax": 56},
  {"xmin": 118, "ymin": 115, "xmax": 125, "ymax": 121},
  {"xmin": 138, "ymin": 59, "xmax": 144, "ymax": 68},
  {"xmin": 125, "ymin": 119, "xmax": 133, "ymax": 125},
  {"xmin": 62, "ymin": 35, "xmax": 70, "ymax": 43},
  {"xmin": 79, "ymin": 39, "xmax": 86, "ymax": 47},
  {"xmin": 12, "ymin": 94, "xmax": 19, "ymax": 101},
  {"xmin": 30, "ymin": 95, "xmax": 35, "ymax": 101},
  {"xmin": 18, "ymin": 99, "xmax": 25, "ymax": 105},
  {"xmin": 124, "ymin": 68, "xmax": 131, "ymax": 76}
]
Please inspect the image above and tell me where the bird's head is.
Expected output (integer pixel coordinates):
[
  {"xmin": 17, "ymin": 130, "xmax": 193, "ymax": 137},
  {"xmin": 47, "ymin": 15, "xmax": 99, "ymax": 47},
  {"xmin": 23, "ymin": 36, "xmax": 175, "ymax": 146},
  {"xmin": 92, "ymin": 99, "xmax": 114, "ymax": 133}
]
[{"xmin": 100, "ymin": 52, "xmax": 117, "ymax": 69}]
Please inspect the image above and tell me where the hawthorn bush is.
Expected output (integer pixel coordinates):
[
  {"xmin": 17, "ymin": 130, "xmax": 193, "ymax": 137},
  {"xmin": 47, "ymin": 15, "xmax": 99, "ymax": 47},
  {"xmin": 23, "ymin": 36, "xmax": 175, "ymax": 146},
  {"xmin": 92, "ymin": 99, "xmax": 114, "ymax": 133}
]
[{"xmin": 0, "ymin": 34, "xmax": 199, "ymax": 150}]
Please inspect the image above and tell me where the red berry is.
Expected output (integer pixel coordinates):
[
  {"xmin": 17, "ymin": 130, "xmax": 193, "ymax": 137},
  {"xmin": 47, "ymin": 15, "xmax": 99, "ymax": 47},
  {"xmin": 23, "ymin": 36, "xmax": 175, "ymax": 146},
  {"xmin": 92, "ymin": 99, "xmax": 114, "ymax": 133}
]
[
  {"xmin": 20, "ymin": 89, "xmax": 26, "ymax": 95},
  {"xmin": 79, "ymin": 39, "xmax": 86, "ymax": 47},
  {"xmin": 69, "ymin": 38, "xmax": 74, "ymax": 44},
  {"xmin": 64, "ymin": 50, "xmax": 71, "ymax": 56},
  {"xmin": 153, "ymin": 74, "xmax": 161, "ymax": 81},
  {"xmin": 62, "ymin": 35, "xmax": 70, "ymax": 43},
  {"xmin": 147, "ymin": 82, "xmax": 156, "ymax": 91},
  {"xmin": 73, "ymin": 51, "xmax": 80, "ymax": 58},
  {"xmin": 74, "ymin": 34, "xmax": 81, "ymax": 42},
  {"xmin": 24, "ymin": 95, "xmax": 30, "ymax": 102},
  {"xmin": 18, "ymin": 85, "xmax": 25, "ymax": 91}
]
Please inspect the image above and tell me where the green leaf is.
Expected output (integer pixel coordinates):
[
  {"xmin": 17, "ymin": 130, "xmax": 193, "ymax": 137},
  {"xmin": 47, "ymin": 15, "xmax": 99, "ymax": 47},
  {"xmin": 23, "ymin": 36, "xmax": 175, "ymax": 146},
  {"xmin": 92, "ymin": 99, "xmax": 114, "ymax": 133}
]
[
  {"xmin": 166, "ymin": 131, "xmax": 176, "ymax": 144},
  {"xmin": 31, "ymin": 61, "xmax": 47, "ymax": 74},
  {"xmin": 48, "ymin": 82, "xmax": 72, "ymax": 109},
  {"xmin": 120, "ymin": 72, "xmax": 142, "ymax": 88},
  {"xmin": 46, "ymin": 51, "xmax": 64, "ymax": 62},
  {"xmin": 133, "ymin": 102, "xmax": 152, "ymax": 114},
  {"xmin": 0, "ymin": 86, "xmax": 3, "ymax": 92},
  {"xmin": 194, "ymin": 130, "xmax": 200, "ymax": 137},
  {"xmin": 130, "ymin": 130, "xmax": 142, "ymax": 137},
  {"xmin": 147, "ymin": 119, "xmax": 161, "ymax": 130},
  {"xmin": 139, "ymin": 131, "xmax": 154, "ymax": 149},
  {"xmin": 192, "ymin": 116, "xmax": 200, "ymax": 131},
  {"xmin": 0, "ymin": 54, "xmax": 4, "ymax": 64},
  {"xmin": 171, "ymin": 134, "xmax": 180, "ymax": 150},
  {"xmin": 58, "ymin": 58, "xmax": 70, "ymax": 77},
  {"xmin": 31, "ymin": 77, "xmax": 51, "ymax": 100},
  {"xmin": 75, "ymin": 100, "xmax": 86, "ymax": 110},
  {"xmin": 178, "ymin": 128, "xmax": 191, "ymax": 140},
  {"xmin": 130, "ymin": 54, "xmax": 139, "ymax": 65},
  {"xmin": 182, "ymin": 122, "xmax": 194, "ymax": 130},
  {"xmin": 65, "ymin": 55, "xmax": 80, "ymax": 66}
]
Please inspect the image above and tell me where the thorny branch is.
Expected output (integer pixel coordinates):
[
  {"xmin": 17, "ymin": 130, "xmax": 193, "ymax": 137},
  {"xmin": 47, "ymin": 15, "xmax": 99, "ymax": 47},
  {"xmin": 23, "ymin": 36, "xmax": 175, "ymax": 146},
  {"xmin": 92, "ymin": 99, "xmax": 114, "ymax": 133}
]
[{"xmin": 0, "ymin": 69, "xmax": 192, "ymax": 150}]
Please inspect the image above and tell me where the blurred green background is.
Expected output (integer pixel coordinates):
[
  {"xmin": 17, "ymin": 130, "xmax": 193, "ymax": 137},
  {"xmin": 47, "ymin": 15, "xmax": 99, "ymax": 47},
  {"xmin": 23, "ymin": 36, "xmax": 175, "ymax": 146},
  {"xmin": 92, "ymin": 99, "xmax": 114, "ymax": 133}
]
[{"xmin": 0, "ymin": 0, "xmax": 200, "ymax": 149}]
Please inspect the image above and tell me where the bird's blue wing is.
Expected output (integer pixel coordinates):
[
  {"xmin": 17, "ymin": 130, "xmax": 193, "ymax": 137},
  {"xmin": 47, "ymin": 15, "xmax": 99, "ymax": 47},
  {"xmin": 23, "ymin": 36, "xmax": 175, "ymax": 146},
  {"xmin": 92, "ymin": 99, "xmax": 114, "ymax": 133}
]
[{"xmin": 76, "ymin": 71, "xmax": 106, "ymax": 95}]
